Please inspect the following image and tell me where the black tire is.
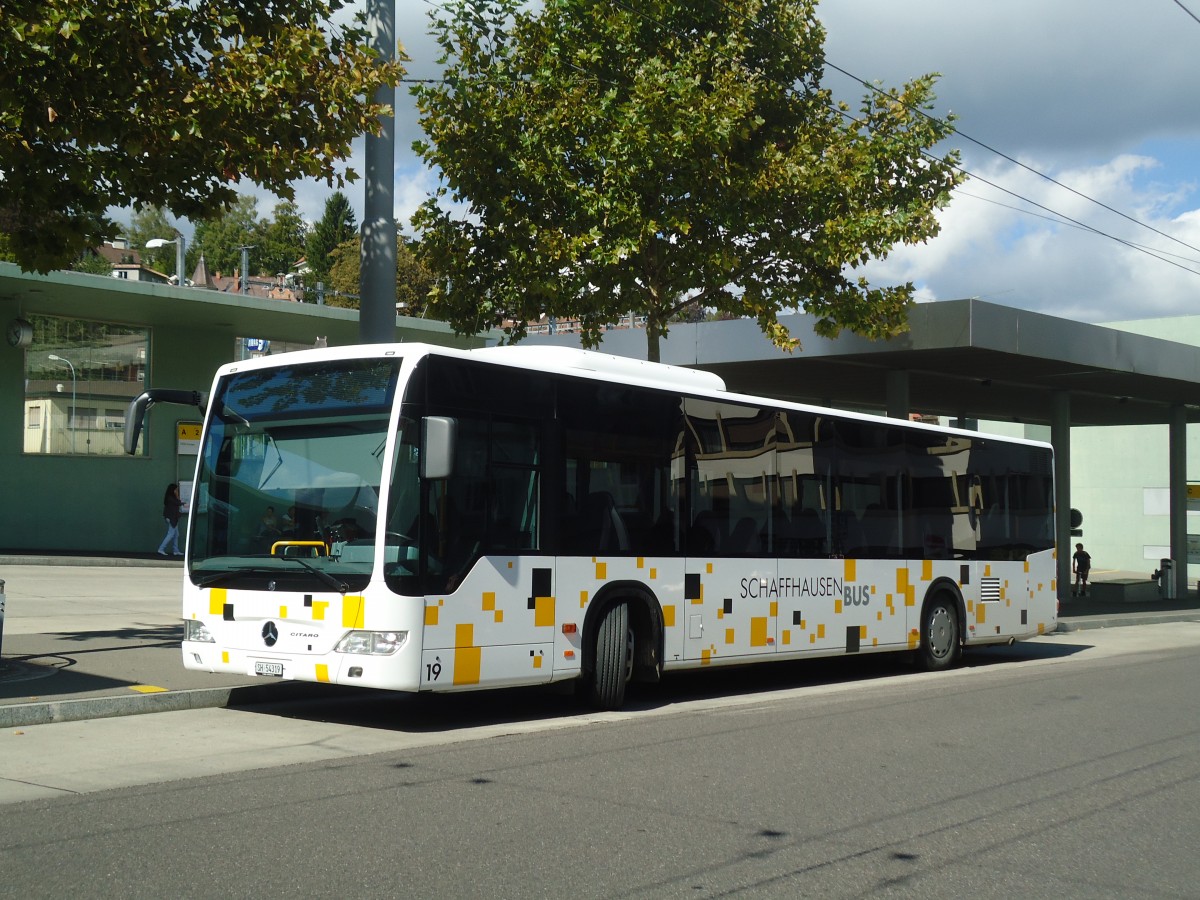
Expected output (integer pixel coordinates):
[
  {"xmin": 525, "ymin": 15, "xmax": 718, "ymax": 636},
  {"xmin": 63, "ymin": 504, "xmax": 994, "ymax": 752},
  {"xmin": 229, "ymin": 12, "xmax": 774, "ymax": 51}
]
[
  {"xmin": 587, "ymin": 601, "xmax": 632, "ymax": 710},
  {"xmin": 918, "ymin": 593, "xmax": 961, "ymax": 671}
]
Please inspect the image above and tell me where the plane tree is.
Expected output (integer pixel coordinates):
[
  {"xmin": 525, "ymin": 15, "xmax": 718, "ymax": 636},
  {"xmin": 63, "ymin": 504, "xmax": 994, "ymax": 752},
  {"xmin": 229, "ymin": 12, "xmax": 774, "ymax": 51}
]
[
  {"xmin": 0, "ymin": 0, "xmax": 402, "ymax": 273},
  {"xmin": 413, "ymin": 0, "xmax": 964, "ymax": 361}
]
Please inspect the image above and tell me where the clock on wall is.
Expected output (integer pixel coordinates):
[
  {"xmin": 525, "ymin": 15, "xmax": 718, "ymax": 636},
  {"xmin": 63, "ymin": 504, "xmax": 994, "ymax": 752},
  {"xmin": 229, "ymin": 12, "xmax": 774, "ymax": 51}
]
[{"xmin": 7, "ymin": 318, "xmax": 33, "ymax": 348}]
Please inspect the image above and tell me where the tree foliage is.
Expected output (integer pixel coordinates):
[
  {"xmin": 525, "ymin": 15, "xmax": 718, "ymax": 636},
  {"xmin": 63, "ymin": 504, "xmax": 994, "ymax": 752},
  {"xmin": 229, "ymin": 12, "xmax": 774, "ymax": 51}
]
[
  {"xmin": 70, "ymin": 250, "xmax": 114, "ymax": 276},
  {"xmin": 0, "ymin": 0, "xmax": 403, "ymax": 273},
  {"xmin": 190, "ymin": 194, "xmax": 262, "ymax": 277},
  {"xmin": 413, "ymin": 0, "xmax": 964, "ymax": 361},
  {"xmin": 124, "ymin": 205, "xmax": 179, "ymax": 276},
  {"xmin": 305, "ymin": 191, "xmax": 357, "ymax": 287},
  {"xmin": 326, "ymin": 234, "xmax": 433, "ymax": 314},
  {"xmin": 260, "ymin": 200, "xmax": 309, "ymax": 277}
]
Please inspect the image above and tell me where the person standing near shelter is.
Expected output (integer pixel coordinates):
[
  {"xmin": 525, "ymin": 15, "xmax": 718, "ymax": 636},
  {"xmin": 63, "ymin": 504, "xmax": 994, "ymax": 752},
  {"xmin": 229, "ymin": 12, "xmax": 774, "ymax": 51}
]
[
  {"xmin": 157, "ymin": 482, "xmax": 183, "ymax": 556},
  {"xmin": 1072, "ymin": 542, "xmax": 1091, "ymax": 597}
]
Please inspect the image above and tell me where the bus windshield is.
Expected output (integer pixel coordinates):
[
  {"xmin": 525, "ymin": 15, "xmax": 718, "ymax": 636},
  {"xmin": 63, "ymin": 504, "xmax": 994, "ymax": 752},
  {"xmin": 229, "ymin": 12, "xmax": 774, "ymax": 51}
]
[{"xmin": 188, "ymin": 357, "xmax": 401, "ymax": 591}]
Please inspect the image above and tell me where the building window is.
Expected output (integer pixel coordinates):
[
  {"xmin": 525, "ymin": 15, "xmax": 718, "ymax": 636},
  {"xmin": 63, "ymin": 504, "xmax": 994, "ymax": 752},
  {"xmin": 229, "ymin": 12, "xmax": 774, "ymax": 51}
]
[
  {"xmin": 71, "ymin": 406, "xmax": 98, "ymax": 430},
  {"xmin": 22, "ymin": 315, "xmax": 150, "ymax": 456}
]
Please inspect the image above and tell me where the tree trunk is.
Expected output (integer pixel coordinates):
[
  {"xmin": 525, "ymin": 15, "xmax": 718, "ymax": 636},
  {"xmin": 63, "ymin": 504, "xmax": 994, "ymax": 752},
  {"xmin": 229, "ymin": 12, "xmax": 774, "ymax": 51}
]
[{"xmin": 645, "ymin": 317, "xmax": 662, "ymax": 363}]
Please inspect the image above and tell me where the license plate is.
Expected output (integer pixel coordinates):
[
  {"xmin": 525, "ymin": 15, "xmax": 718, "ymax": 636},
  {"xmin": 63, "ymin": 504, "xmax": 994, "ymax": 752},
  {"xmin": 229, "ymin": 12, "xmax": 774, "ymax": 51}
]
[{"xmin": 254, "ymin": 661, "xmax": 284, "ymax": 677}]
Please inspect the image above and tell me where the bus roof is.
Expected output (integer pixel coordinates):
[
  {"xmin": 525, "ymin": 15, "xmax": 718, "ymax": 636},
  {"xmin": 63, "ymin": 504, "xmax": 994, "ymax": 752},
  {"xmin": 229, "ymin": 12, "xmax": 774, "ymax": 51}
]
[
  {"xmin": 469, "ymin": 344, "xmax": 728, "ymax": 394},
  {"xmin": 216, "ymin": 342, "xmax": 1052, "ymax": 452}
]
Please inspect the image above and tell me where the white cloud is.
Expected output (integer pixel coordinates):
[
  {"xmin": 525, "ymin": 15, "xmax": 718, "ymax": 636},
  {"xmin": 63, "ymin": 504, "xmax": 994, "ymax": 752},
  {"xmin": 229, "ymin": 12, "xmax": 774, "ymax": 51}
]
[
  {"xmin": 818, "ymin": 0, "xmax": 1200, "ymax": 322},
  {"xmin": 862, "ymin": 153, "xmax": 1200, "ymax": 321}
]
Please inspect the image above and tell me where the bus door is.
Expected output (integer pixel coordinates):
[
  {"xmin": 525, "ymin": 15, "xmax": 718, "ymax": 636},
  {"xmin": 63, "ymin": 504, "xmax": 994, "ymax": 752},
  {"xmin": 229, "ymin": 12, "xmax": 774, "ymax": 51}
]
[{"xmin": 391, "ymin": 407, "xmax": 558, "ymax": 692}]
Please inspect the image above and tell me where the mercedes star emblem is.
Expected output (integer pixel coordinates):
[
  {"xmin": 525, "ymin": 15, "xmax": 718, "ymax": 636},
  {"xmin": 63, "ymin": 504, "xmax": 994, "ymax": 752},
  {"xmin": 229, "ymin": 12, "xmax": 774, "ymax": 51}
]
[{"xmin": 262, "ymin": 621, "xmax": 279, "ymax": 647}]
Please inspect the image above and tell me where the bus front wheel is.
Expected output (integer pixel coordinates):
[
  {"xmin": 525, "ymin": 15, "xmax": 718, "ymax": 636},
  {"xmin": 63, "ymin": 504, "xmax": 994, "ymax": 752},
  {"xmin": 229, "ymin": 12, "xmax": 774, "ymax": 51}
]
[
  {"xmin": 918, "ymin": 593, "xmax": 961, "ymax": 671},
  {"xmin": 586, "ymin": 601, "xmax": 633, "ymax": 710}
]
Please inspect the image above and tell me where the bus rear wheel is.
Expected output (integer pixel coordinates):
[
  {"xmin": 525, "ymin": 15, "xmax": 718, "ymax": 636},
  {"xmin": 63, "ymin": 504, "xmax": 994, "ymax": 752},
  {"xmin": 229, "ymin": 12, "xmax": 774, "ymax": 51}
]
[
  {"xmin": 918, "ymin": 594, "xmax": 961, "ymax": 671},
  {"xmin": 586, "ymin": 601, "xmax": 633, "ymax": 710}
]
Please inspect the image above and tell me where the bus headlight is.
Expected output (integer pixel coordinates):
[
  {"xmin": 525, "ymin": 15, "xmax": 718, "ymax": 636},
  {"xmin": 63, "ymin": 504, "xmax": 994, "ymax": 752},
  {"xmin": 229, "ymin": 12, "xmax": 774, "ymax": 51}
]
[
  {"xmin": 185, "ymin": 619, "xmax": 215, "ymax": 643},
  {"xmin": 334, "ymin": 630, "xmax": 408, "ymax": 656}
]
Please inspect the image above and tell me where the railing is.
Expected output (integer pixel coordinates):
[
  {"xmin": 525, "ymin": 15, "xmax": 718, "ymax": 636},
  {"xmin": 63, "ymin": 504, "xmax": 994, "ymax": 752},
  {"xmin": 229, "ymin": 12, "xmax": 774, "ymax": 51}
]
[{"xmin": 526, "ymin": 315, "xmax": 648, "ymax": 335}]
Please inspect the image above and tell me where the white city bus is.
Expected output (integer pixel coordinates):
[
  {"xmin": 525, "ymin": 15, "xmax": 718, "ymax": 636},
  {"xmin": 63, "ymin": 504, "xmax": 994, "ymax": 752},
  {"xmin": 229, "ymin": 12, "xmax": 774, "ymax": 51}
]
[{"xmin": 128, "ymin": 343, "xmax": 1058, "ymax": 709}]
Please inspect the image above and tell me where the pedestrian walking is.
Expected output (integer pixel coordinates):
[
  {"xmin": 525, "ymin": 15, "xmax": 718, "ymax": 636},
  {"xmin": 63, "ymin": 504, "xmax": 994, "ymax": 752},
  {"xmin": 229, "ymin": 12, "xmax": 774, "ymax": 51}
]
[
  {"xmin": 157, "ymin": 482, "xmax": 183, "ymax": 556},
  {"xmin": 1072, "ymin": 542, "xmax": 1091, "ymax": 597}
]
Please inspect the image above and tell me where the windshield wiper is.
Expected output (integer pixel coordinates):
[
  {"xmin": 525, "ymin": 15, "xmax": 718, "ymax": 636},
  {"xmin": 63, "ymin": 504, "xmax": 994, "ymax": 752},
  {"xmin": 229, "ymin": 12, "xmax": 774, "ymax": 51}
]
[
  {"xmin": 196, "ymin": 561, "xmax": 347, "ymax": 593},
  {"xmin": 281, "ymin": 556, "xmax": 348, "ymax": 593},
  {"xmin": 196, "ymin": 566, "xmax": 279, "ymax": 589}
]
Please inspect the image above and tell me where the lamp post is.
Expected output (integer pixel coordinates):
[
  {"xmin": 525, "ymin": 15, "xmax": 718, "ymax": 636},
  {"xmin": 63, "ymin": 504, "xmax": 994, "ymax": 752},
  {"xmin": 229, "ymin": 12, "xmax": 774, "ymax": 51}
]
[
  {"xmin": 146, "ymin": 234, "xmax": 186, "ymax": 286},
  {"xmin": 48, "ymin": 353, "xmax": 76, "ymax": 453}
]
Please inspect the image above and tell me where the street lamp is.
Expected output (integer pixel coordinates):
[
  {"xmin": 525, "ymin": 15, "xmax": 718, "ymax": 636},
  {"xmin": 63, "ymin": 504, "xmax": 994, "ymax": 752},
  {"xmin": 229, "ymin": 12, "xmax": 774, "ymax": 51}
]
[
  {"xmin": 146, "ymin": 234, "xmax": 186, "ymax": 286},
  {"xmin": 48, "ymin": 353, "xmax": 76, "ymax": 453}
]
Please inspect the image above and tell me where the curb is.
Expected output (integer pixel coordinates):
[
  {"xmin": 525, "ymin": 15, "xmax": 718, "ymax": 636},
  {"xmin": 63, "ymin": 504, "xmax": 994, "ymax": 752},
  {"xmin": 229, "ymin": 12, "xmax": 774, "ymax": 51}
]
[
  {"xmin": 5, "ymin": 610, "xmax": 1199, "ymax": 728},
  {"xmin": 1055, "ymin": 611, "xmax": 1200, "ymax": 634},
  {"xmin": 0, "ymin": 681, "xmax": 369, "ymax": 730},
  {"xmin": 0, "ymin": 555, "xmax": 182, "ymax": 568}
]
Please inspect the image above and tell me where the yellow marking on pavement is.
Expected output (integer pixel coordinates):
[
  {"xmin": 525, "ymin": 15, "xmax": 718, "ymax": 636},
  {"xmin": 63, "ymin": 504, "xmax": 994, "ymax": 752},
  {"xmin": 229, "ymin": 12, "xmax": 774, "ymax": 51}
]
[{"xmin": 130, "ymin": 685, "xmax": 168, "ymax": 694}]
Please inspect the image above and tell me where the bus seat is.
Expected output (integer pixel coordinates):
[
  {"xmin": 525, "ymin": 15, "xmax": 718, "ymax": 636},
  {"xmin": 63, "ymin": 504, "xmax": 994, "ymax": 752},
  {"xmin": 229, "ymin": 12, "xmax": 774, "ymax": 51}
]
[
  {"xmin": 583, "ymin": 491, "xmax": 629, "ymax": 553},
  {"xmin": 793, "ymin": 507, "xmax": 825, "ymax": 557},
  {"xmin": 688, "ymin": 509, "xmax": 722, "ymax": 555},
  {"xmin": 727, "ymin": 516, "xmax": 759, "ymax": 554}
]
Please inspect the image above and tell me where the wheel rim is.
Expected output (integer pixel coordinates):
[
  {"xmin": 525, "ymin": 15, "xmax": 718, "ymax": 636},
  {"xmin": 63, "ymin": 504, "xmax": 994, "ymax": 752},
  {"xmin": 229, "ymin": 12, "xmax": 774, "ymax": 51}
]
[
  {"xmin": 927, "ymin": 604, "xmax": 955, "ymax": 659},
  {"xmin": 623, "ymin": 626, "xmax": 635, "ymax": 683}
]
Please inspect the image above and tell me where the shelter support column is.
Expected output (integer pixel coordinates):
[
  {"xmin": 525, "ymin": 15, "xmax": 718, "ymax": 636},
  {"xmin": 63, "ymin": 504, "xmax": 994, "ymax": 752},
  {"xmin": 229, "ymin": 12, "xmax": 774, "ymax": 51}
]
[
  {"xmin": 885, "ymin": 370, "xmax": 910, "ymax": 420},
  {"xmin": 1169, "ymin": 404, "xmax": 1189, "ymax": 599},
  {"xmin": 1052, "ymin": 391, "xmax": 1071, "ymax": 601}
]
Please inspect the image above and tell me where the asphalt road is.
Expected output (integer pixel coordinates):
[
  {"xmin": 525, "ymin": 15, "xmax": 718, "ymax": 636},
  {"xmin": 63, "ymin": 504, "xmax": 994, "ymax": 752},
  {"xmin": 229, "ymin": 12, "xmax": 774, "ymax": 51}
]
[{"xmin": 2, "ymin": 624, "xmax": 1198, "ymax": 899}]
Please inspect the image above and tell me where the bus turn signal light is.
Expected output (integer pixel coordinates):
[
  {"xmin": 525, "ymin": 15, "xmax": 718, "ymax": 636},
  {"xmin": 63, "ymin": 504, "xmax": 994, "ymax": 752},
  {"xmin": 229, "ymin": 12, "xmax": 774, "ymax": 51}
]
[{"xmin": 561, "ymin": 623, "xmax": 577, "ymax": 634}]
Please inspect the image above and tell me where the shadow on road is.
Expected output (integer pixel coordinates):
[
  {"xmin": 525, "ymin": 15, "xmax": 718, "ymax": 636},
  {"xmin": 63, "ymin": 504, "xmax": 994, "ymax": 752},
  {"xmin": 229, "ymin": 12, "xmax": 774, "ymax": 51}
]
[
  {"xmin": 0, "ymin": 657, "xmax": 143, "ymax": 700},
  {"xmin": 0, "ymin": 625, "xmax": 183, "ymax": 701},
  {"xmin": 33, "ymin": 624, "xmax": 182, "ymax": 644},
  {"xmin": 235, "ymin": 635, "xmax": 1092, "ymax": 733}
]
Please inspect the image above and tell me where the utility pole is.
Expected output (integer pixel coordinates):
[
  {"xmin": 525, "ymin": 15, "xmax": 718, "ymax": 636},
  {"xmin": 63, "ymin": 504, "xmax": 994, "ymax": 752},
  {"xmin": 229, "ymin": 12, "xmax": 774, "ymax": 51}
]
[
  {"xmin": 360, "ymin": 0, "xmax": 397, "ymax": 344},
  {"xmin": 238, "ymin": 245, "xmax": 254, "ymax": 294}
]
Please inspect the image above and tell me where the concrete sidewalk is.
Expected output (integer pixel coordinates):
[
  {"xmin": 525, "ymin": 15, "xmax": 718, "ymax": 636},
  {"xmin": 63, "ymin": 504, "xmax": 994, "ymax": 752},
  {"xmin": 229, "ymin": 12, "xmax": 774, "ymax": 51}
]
[
  {"xmin": 2, "ymin": 556, "xmax": 1199, "ymax": 730},
  {"xmin": 0, "ymin": 556, "xmax": 338, "ymax": 729}
]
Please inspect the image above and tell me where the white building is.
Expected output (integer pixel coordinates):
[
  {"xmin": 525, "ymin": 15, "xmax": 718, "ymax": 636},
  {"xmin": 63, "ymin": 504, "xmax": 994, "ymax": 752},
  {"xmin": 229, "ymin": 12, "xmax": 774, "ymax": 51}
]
[{"xmin": 1070, "ymin": 315, "xmax": 1200, "ymax": 578}]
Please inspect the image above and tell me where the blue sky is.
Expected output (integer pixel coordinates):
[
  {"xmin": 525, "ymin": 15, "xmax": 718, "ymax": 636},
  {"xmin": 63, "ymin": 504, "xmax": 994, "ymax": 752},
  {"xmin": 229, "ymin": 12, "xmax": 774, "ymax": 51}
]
[
  {"xmin": 816, "ymin": 0, "xmax": 1200, "ymax": 323},
  {"xmin": 237, "ymin": 0, "xmax": 1200, "ymax": 325}
]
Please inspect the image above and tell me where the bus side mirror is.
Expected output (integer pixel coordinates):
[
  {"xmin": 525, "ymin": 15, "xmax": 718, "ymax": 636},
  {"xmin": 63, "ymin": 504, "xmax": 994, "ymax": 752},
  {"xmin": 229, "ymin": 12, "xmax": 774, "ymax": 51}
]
[
  {"xmin": 124, "ymin": 392, "xmax": 153, "ymax": 455},
  {"xmin": 421, "ymin": 416, "xmax": 456, "ymax": 480},
  {"xmin": 124, "ymin": 389, "xmax": 207, "ymax": 454}
]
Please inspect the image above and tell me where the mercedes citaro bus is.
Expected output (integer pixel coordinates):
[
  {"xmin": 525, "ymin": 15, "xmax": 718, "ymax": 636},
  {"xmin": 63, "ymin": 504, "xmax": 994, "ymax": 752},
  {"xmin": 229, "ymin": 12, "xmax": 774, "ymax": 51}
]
[{"xmin": 126, "ymin": 343, "xmax": 1057, "ymax": 709}]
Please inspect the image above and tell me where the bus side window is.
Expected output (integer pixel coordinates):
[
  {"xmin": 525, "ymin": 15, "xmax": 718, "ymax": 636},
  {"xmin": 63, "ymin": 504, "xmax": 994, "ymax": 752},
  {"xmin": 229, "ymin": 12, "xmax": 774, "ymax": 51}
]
[{"xmin": 559, "ymin": 379, "xmax": 678, "ymax": 557}]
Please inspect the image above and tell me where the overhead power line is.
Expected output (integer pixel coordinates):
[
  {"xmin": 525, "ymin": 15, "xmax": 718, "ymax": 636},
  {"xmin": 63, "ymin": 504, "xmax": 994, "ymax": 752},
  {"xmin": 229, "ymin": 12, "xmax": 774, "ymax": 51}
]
[
  {"xmin": 1173, "ymin": 0, "xmax": 1200, "ymax": 26},
  {"xmin": 631, "ymin": 0, "xmax": 1200, "ymax": 274},
  {"xmin": 958, "ymin": 189, "xmax": 1200, "ymax": 267},
  {"xmin": 821, "ymin": 60, "xmax": 1200, "ymax": 261},
  {"xmin": 416, "ymin": 0, "xmax": 1200, "ymax": 280},
  {"xmin": 614, "ymin": 0, "xmax": 1200, "ymax": 275},
  {"xmin": 820, "ymin": 95, "xmax": 1200, "ymax": 279},
  {"xmin": 813, "ymin": 93, "xmax": 1200, "ymax": 277},
  {"xmin": 944, "ymin": 165, "xmax": 1200, "ymax": 278}
]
